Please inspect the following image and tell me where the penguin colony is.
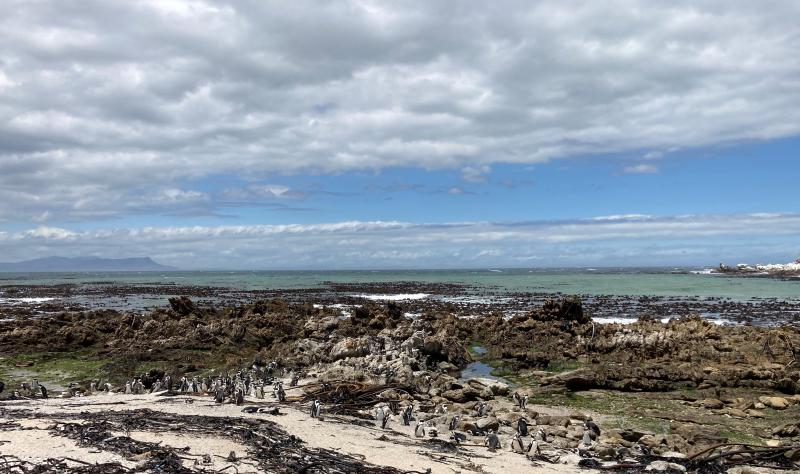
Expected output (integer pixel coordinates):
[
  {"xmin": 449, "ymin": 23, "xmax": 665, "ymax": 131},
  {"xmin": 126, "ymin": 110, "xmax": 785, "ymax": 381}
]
[{"xmin": 3, "ymin": 371, "xmax": 625, "ymax": 463}]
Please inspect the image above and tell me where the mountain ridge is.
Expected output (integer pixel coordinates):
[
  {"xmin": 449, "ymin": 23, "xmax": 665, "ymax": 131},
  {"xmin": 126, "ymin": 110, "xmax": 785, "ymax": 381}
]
[{"xmin": 0, "ymin": 256, "xmax": 177, "ymax": 272}]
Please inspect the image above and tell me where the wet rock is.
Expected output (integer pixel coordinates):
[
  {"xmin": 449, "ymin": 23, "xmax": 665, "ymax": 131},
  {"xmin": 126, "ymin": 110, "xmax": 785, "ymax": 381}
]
[{"xmin": 168, "ymin": 296, "xmax": 197, "ymax": 316}]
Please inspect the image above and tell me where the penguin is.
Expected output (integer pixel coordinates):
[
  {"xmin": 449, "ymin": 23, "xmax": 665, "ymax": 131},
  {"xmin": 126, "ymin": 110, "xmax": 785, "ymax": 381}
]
[
  {"xmin": 235, "ymin": 388, "xmax": 244, "ymax": 406},
  {"xmin": 376, "ymin": 406, "xmax": 385, "ymax": 427},
  {"xmin": 415, "ymin": 421, "xmax": 425, "ymax": 438},
  {"xmin": 125, "ymin": 381, "xmax": 132, "ymax": 394},
  {"xmin": 256, "ymin": 384, "xmax": 265, "ymax": 399},
  {"xmin": 277, "ymin": 384, "xmax": 286, "ymax": 403},
  {"xmin": 517, "ymin": 417, "xmax": 529, "ymax": 436},
  {"xmin": 584, "ymin": 419, "xmax": 601, "ymax": 438},
  {"xmin": 484, "ymin": 431, "xmax": 501, "ymax": 451},
  {"xmin": 450, "ymin": 432, "xmax": 467, "ymax": 444},
  {"xmin": 214, "ymin": 387, "xmax": 225, "ymax": 404},
  {"xmin": 521, "ymin": 394, "xmax": 529, "ymax": 409},
  {"xmin": 448, "ymin": 415, "xmax": 460, "ymax": 431},
  {"xmin": 30, "ymin": 379, "xmax": 40, "ymax": 395},
  {"xmin": 510, "ymin": 433, "xmax": 525, "ymax": 453},
  {"xmin": 534, "ymin": 428, "xmax": 547, "ymax": 443},
  {"xmin": 427, "ymin": 426, "xmax": 439, "ymax": 438},
  {"xmin": 527, "ymin": 440, "xmax": 541, "ymax": 456},
  {"xmin": 39, "ymin": 384, "xmax": 48, "ymax": 399},
  {"xmin": 632, "ymin": 444, "xmax": 650, "ymax": 456},
  {"xmin": 513, "ymin": 391, "xmax": 523, "ymax": 408},
  {"xmin": 581, "ymin": 431, "xmax": 592, "ymax": 448},
  {"xmin": 313, "ymin": 400, "xmax": 322, "ymax": 419},
  {"xmin": 290, "ymin": 373, "xmax": 300, "ymax": 387},
  {"xmin": 402, "ymin": 405, "xmax": 413, "ymax": 426}
]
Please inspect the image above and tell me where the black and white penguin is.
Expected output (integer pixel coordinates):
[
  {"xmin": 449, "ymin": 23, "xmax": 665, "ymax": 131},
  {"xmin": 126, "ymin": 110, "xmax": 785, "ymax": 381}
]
[
  {"xmin": 584, "ymin": 419, "xmax": 601, "ymax": 438},
  {"xmin": 510, "ymin": 433, "xmax": 525, "ymax": 453},
  {"xmin": 484, "ymin": 431, "xmax": 501, "ymax": 451},
  {"xmin": 402, "ymin": 405, "xmax": 413, "ymax": 426},
  {"xmin": 235, "ymin": 388, "xmax": 244, "ymax": 406},
  {"xmin": 448, "ymin": 415, "xmax": 460, "ymax": 431},
  {"xmin": 581, "ymin": 430, "xmax": 592, "ymax": 448},
  {"xmin": 513, "ymin": 391, "xmax": 523, "ymax": 408},
  {"xmin": 414, "ymin": 421, "xmax": 425, "ymax": 438},
  {"xmin": 517, "ymin": 417, "xmax": 529, "ymax": 436},
  {"xmin": 527, "ymin": 440, "xmax": 540, "ymax": 456},
  {"xmin": 376, "ymin": 406, "xmax": 388, "ymax": 429},
  {"xmin": 311, "ymin": 399, "xmax": 322, "ymax": 418},
  {"xmin": 450, "ymin": 431, "xmax": 467, "ymax": 444},
  {"xmin": 534, "ymin": 428, "xmax": 547, "ymax": 443}
]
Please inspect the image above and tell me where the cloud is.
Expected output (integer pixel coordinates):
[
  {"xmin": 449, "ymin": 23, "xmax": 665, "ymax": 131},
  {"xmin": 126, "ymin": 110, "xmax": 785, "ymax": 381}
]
[
  {"xmin": 1, "ymin": 213, "xmax": 799, "ymax": 268},
  {"xmin": 1, "ymin": 1, "xmax": 799, "ymax": 221},
  {"xmin": 623, "ymin": 164, "xmax": 659, "ymax": 174}
]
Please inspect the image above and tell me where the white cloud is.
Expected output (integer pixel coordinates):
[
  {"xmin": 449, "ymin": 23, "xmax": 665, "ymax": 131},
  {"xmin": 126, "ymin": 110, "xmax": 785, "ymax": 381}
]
[
  {"xmin": 623, "ymin": 164, "xmax": 659, "ymax": 174},
  {"xmin": 0, "ymin": 1, "xmax": 799, "ymax": 220},
  {"xmin": 1, "ymin": 213, "xmax": 798, "ymax": 268}
]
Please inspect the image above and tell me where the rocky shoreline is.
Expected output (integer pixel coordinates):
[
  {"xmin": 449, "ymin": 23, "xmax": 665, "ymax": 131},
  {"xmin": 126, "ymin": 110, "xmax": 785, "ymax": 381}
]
[{"xmin": 1, "ymin": 287, "xmax": 799, "ymax": 473}]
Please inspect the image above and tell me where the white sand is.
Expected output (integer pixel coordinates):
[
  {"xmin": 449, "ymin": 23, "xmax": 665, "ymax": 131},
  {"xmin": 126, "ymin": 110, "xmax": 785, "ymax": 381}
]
[{"xmin": 1, "ymin": 393, "xmax": 590, "ymax": 473}]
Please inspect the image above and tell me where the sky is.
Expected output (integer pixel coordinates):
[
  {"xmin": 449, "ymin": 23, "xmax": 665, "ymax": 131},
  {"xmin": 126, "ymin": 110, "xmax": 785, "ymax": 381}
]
[{"xmin": 1, "ymin": 0, "xmax": 799, "ymax": 269}]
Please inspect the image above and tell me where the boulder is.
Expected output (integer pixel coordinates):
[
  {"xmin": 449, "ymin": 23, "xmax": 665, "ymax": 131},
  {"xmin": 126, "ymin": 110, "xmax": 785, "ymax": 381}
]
[
  {"xmin": 758, "ymin": 396, "xmax": 790, "ymax": 410},
  {"xmin": 476, "ymin": 417, "xmax": 499, "ymax": 432}
]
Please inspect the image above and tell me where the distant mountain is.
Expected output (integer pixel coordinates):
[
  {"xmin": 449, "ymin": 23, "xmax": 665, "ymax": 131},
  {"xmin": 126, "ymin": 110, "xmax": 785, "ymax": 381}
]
[{"xmin": 0, "ymin": 256, "xmax": 177, "ymax": 272}]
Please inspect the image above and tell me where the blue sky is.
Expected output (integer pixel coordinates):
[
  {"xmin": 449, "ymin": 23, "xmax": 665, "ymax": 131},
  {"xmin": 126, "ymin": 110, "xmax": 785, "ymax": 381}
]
[{"xmin": 1, "ymin": 1, "xmax": 799, "ymax": 268}]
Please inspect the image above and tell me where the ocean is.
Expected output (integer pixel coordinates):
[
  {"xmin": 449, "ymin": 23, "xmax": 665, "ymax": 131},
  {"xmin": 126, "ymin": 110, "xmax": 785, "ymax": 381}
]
[{"xmin": 1, "ymin": 267, "xmax": 798, "ymax": 300}]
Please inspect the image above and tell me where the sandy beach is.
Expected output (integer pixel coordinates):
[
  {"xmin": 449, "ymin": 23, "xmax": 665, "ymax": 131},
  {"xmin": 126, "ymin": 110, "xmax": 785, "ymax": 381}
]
[{"xmin": 1, "ymin": 388, "xmax": 588, "ymax": 473}]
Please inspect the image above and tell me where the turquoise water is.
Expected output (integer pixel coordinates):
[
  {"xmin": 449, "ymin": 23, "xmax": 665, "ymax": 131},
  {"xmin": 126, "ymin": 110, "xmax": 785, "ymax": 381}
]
[{"xmin": 1, "ymin": 268, "xmax": 798, "ymax": 300}]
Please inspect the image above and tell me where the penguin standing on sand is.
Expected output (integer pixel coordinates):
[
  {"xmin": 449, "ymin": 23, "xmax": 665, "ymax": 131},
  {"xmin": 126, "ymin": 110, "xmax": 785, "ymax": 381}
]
[
  {"xmin": 484, "ymin": 431, "xmax": 501, "ymax": 451},
  {"xmin": 125, "ymin": 381, "xmax": 132, "ymax": 394},
  {"xmin": 584, "ymin": 419, "xmax": 601, "ymax": 438},
  {"xmin": 581, "ymin": 431, "xmax": 593, "ymax": 448},
  {"xmin": 415, "ymin": 421, "xmax": 425, "ymax": 437},
  {"xmin": 511, "ymin": 433, "xmax": 525, "ymax": 453},
  {"xmin": 402, "ymin": 405, "xmax": 413, "ymax": 426},
  {"xmin": 450, "ymin": 432, "xmax": 467, "ymax": 444},
  {"xmin": 311, "ymin": 399, "xmax": 322, "ymax": 419},
  {"xmin": 276, "ymin": 383, "xmax": 286, "ymax": 402},
  {"xmin": 448, "ymin": 415, "xmax": 460, "ymax": 431},
  {"xmin": 513, "ymin": 391, "xmax": 523, "ymax": 408},
  {"xmin": 376, "ymin": 405, "xmax": 389, "ymax": 429},
  {"xmin": 517, "ymin": 417, "xmax": 529, "ymax": 436},
  {"xmin": 527, "ymin": 440, "xmax": 540, "ymax": 456},
  {"xmin": 534, "ymin": 428, "xmax": 547, "ymax": 443}
]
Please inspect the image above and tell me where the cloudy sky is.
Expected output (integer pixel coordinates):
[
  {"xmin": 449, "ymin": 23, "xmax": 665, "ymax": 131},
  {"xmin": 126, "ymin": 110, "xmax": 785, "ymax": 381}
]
[{"xmin": 1, "ymin": 0, "xmax": 799, "ymax": 269}]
